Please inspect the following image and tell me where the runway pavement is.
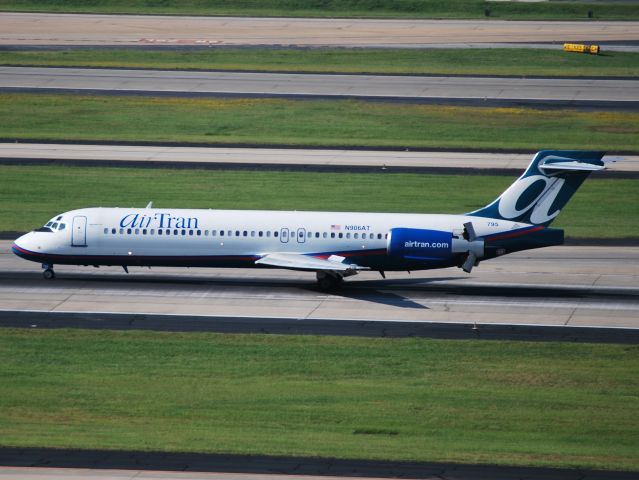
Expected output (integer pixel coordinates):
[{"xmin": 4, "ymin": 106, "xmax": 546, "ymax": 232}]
[
  {"xmin": 2, "ymin": 13, "xmax": 638, "ymax": 48},
  {"xmin": 1, "ymin": 143, "xmax": 635, "ymax": 174},
  {"xmin": 2, "ymin": 66, "xmax": 637, "ymax": 107},
  {"xmin": 1, "ymin": 241, "xmax": 637, "ymax": 330},
  {"xmin": 2, "ymin": 450, "xmax": 637, "ymax": 480}
]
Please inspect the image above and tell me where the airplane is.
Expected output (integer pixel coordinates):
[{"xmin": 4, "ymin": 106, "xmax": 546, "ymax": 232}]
[{"xmin": 12, "ymin": 150, "xmax": 613, "ymax": 290}]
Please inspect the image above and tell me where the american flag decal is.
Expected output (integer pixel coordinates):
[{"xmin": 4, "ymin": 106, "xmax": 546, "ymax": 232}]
[{"xmin": 331, "ymin": 224, "xmax": 341, "ymax": 231}]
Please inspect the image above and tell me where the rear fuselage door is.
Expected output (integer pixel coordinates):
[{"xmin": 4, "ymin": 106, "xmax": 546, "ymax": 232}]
[{"xmin": 71, "ymin": 216, "xmax": 87, "ymax": 247}]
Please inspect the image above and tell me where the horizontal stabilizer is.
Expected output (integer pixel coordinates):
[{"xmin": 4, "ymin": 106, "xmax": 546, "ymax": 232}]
[
  {"xmin": 539, "ymin": 161, "xmax": 605, "ymax": 174},
  {"xmin": 256, "ymin": 252, "xmax": 369, "ymax": 272}
]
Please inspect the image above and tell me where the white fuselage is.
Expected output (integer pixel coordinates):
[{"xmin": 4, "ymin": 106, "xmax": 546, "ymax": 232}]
[{"xmin": 13, "ymin": 207, "xmax": 524, "ymax": 272}]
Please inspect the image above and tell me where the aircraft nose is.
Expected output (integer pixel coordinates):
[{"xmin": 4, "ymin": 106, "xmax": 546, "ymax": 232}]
[{"xmin": 12, "ymin": 232, "xmax": 35, "ymax": 257}]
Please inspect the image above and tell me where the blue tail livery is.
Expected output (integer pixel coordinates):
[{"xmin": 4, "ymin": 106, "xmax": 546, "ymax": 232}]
[{"xmin": 468, "ymin": 150, "xmax": 606, "ymax": 226}]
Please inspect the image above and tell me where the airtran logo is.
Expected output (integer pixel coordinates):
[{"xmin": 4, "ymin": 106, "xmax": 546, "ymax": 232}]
[
  {"xmin": 119, "ymin": 213, "xmax": 199, "ymax": 229},
  {"xmin": 404, "ymin": 240, "xmax": 449, "ymax": 249},
  {"xmin": 497, "ymin": 175, "xmax": 565, "ymax": 225}
]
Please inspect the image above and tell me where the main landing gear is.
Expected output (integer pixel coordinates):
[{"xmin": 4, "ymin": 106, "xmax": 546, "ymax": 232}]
[
  {"xmin": 42, "ymin": 263, "xmax": 55, "ymax": 280},
  {"xmin": 316, "ymin": 271, "xmax": 344, "ymax": 291}
]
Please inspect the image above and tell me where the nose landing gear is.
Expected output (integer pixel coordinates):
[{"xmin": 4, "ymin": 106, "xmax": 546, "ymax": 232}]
[{"xmin": 42, "ymin": 264, "xmax": 55, "ymax": 280}]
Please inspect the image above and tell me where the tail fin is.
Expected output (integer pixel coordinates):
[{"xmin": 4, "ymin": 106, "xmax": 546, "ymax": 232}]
[{"xmin": 468, "ymin": 150, "xmax": 606, "ymax": 226}]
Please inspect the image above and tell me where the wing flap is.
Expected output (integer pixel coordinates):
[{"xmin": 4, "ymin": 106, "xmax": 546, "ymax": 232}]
[{"xmin": 256, "ymin": 252, "xmax": 369, "ymax": 272}]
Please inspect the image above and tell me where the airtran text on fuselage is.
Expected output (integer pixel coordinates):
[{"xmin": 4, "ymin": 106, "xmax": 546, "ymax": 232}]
[{"xmin": 119, "ymin": 213, "xmax": 199, "ymax": 230}]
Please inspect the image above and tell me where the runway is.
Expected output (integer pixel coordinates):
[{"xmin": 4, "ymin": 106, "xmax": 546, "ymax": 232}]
[
  {"xmin": 2, "ymin": 13, "xmax": 638, "ymax": 48},
  {"xmin": 1, "ymin": 143, "xmax": 636, "ymax": 176},
  {"xmin": 1, "ymin": 241, "xmax": 637, "ymax": 330},
  {"xmin": 2, "ymin": 67, "xmax": 637, "ymax": 107}
]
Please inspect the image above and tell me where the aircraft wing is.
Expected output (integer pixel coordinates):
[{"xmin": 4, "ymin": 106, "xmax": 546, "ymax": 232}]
[{"xmin": 255, "ymin": 252, "xmax": 369, "ymax": 272}]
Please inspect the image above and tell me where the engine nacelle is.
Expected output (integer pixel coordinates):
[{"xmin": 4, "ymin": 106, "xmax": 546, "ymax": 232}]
[{"xmin": 387, "ymin": 228, "xmax": 453, "ymax": 261}]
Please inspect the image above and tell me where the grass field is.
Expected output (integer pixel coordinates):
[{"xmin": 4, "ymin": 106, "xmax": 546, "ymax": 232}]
[
  {"xmin": 1, "ymin": 0, "xmax": 638, "ymax": 20},
  {"xmin": 2, "ymin": 94, "xmax": 638, "ymax": 152},
  {"xmin": 0, "ymin": 329, "xmax": 637, "ymax": 470},
  {"xmin": 0, "ymin": 165, "xmax": 636, "ymax": 239},
  {"xmin": 3, "ymin": 48, "xmax": 638, "ymax": 78}
]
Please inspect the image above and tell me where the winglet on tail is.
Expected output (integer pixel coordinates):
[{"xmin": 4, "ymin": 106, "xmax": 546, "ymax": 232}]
[{"xmin": 468, "ymin": 150, "xmax": 607, "ymax": 227}]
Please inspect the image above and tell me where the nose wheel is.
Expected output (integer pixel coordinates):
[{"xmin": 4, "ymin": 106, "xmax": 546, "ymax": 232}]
[{"xmin": 42, "ymin": 264, "xmax": 55, "ymax": 280}]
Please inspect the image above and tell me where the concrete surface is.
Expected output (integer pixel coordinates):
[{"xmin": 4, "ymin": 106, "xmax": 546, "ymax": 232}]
[
  {"xmin": 1, "ymin": 242, "xmax": 637, "ymax": 329},
  {"xmin": 1, "ymin": 13, "xmax": 638, "ymax": 47},
  {"xmin": 1, "ymin": 143, "xmax": 635, "ymax": 172},
  {"xmin": 2, "ymin": 67, "xmax": 638, "ymax": 106}
]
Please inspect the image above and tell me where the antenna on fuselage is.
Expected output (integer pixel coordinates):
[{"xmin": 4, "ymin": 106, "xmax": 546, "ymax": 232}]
[{"xmin": 146, "ymin": 201, "xmax": 153, "ymax": 208}]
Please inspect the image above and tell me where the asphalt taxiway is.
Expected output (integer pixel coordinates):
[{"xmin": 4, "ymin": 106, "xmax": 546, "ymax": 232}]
[
  {"xmin": 2, "ymin": 449, "xmax": 637, "ymax": 480},
  {"xmin": 2, "ymin": 66, "xmax": 637, "ymax": 108},
  {"xmin": 2, "ymin": 13, "xmax": 638, "ymax": 48},
  {"xmin": 1, "ymin": 242, "xmax": 637, "ymax": 330}
]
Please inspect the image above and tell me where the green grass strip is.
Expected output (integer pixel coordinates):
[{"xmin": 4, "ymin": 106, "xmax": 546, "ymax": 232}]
[
  {"xmin": 2, "ymin": 93, "xmax": 639, "ymax": 152},
  {"xmin": 3, "ymin": 48, "xmax": 638, "ymax": 78},
  {"xmin": 0, "ymin": 329, "xmax": 637, "ymax": 470},
  {"xmin": 1, "ymin": 165, "xmax": 636, "ymax": 239},
  {"xmin": 1, "ymin": 0, "xmax": 638, "ymax": 20}
]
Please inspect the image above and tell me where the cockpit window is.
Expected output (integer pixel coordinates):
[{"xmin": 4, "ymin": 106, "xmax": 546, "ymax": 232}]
[
  {"xmin": 58, "ymin": 223, "xmax": 66, "ymax": 231},
  {"xmin": 52, "ymin": 222, "xmax": 59, "ymax": 229},
  {"xmin": 45, "ymin": 222, "xmax": 53, "ymax": 227},
  {"xmin": 56, "ymin": 216, "xmax": 62, "ymax": 221}
]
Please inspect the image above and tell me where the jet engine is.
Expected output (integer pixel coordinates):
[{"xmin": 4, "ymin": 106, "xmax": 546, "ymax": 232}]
[
  {"xmin": 387, "ymin": 224, "xmax": 484, "ymax": 272},
  {"xmin": 387, "ymin": 228, "xmax": 453, "ymax": 261}
]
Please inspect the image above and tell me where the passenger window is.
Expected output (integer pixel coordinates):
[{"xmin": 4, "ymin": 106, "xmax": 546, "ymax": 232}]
[
  {"xmin": 127, "ymin": 229, "xmax": 132, "ymax": 234},
  {"xmin": 111, "ymin": 228, "xmax": 116, "ymax": 234},
  {"xmin": 227, "ymin": 230, "xmax": 232, "ymax": 237},
  {"xmin": 258, "ymin": 231, "xmax": 263, "ymax": 237},
  {"xmin": 220, "ymin": 230, "xmax": 224, "ymax": 237},
  {"xmin": 211, "ymin": 230, "xmax": 216, "ymax": 236},
  {"xmin": 274, "ymin": 231, "xmax": 278, "ymax": 238},
  {"xmin": 189, "ymin": 230, "xmax": 194, "ymax": 236},
  {"xmin": 197, "ymin": 230, "xmax": 201, "ymax": 236},
  {"xmin": 266, "ymin": 231, "xmax": 271, "ymax": 237},
  {"xmin": 236, "ymin": 231, "xmax": 240, "ymax": 237},
  {"xmin": 378, "ymin": 233, "xmax": 382, "ymax": 239},
  {"xmin": 243, "ymin": 231, "xmax": 248, "ymax": 237},
  {"xmin": 119, "ymin": 228, "xmax": 124, "ymax": 234},
  {"xmin": 103, "ymin": 228, "xmax": 108, "ymax": 234},
  {"xmin": 330, "ymin": 232, "xmax": 335, "ymax": 238},
  {"xmin": 346, "ymin": 233, "xmax": 350, "ymax": 239},
  {"xmin": 142, "ymin": 229, "xmax": 147, "ymax": 235},
  {"xmin": 158, "ymin": 229, "xmax": 163, "ymax": 235},
  {"xmin": 323, "ymin": 232, "xmax": 327, "ymax": 238},
  {"xmin": 182, "ymin": 230, "xmax": 186, "ymax": 236},
  {"xmin": 150, "ymin": 229, "xmax": 155, "ymax": 235},
  {"xmin": 354, "ymin": 233, "xmax": 359, "ymax": 239},
  {"xmin": 385, "ymin": 233, "xmax": 388, "ymax": 239},
  {"xmin": 338, "ymin": 233, "xmax": 343, "ymax": 239},
  {"xmin": 166, "ymin": 229, "xmax": 171, "ymax": 236}
]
